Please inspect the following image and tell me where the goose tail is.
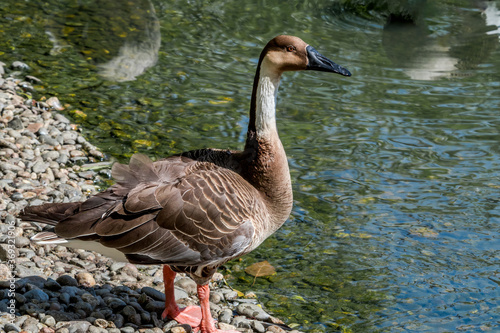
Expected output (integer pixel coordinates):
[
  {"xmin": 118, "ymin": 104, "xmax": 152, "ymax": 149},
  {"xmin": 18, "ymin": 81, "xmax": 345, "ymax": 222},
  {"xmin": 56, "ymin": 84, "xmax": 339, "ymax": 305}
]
[{"xmin": 19, "ymin": 202, "xmax": 83, "ymax": 226}]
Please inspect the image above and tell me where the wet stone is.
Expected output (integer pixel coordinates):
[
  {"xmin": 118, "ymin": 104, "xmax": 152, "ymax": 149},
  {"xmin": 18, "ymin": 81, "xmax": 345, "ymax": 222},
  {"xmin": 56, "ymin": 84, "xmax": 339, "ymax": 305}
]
[
  {"xmin": 24, "ymin": 289, "xmax": 49, "ymax": 302},
  {"xmin": 11, "ymin": 61, "xmax": 30, "ymax": 70},
  {"xmin": 105, "ymin": 297, "xmax": 127, "ymax": 310},
  {"xmin": 236, "ymin": 303, "xmax": 270, "ymax": 321},
  {"xmin": 56, "ymin": 275, "xmax": 78, "ymax": 287},
  {"xmin": 141, "ymin": 287, "xmax": 165, "ymax": 302},
  {"xmin": 44, "ymin": 278, "xmax": 61, "ymax": 290}
]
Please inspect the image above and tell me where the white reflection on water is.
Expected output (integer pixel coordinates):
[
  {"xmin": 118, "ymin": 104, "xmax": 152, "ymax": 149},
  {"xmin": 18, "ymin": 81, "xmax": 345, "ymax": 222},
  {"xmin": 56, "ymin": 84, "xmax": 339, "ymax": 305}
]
[{"xmin": 383, "ymin": 0, "xmax": 500, "ymax": 80}]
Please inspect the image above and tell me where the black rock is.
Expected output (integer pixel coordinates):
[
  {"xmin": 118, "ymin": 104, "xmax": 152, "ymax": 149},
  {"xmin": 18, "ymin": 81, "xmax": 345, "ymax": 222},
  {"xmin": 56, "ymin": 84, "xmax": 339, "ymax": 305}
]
[
  {"xmin": 59, "ymin": 292, "xmax": 70, "ymax": 305},
  {"xmin": 105, "ymin": 297, "xmax": 127, "ymax": 311},
  {"xmin": 141, "ymin": 286, "xmax": 165, "ymax": 302},
  {"xmin": 44, "ymin": 278, "xmax": 62, "ymax": 291},
  {"xmin": 144, "ymin": 300, "xmax": 165, "ymax": 314},
  {"xmin": 24, "ymin": 288, "xmax": 49, "ymax": 302},
  {"xmin": 56, "ymin": 274, "xmax": 78, "ymax": 287}
]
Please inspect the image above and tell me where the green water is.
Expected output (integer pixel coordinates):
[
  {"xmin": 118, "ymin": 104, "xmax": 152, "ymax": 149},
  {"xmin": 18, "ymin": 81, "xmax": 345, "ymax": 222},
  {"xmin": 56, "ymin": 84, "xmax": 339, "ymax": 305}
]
[{"xmin": 2, "ymin": 0, "xmax": 500, "ymax": 332}]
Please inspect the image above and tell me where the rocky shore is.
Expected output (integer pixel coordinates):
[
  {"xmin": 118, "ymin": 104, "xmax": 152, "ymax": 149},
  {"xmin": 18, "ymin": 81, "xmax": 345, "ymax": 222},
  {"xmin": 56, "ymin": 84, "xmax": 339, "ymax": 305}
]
[{"xmin": 0, "ymin": 62, "xmax": 298, "ymax": 333}]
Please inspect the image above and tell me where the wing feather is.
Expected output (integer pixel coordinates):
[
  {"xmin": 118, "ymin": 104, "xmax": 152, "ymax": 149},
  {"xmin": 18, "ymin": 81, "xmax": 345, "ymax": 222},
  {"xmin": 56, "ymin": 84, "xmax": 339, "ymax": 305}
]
[{"xmin": 26, "ymin": 154, "xmax": 266, "ymax": 267}]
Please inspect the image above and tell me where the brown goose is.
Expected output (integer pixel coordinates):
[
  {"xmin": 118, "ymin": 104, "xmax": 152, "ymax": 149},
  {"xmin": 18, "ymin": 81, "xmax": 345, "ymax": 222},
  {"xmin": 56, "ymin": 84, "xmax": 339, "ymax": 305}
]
[{"xmin": 20, "ymin": 35, "xmax": 351, "ymax": 333}]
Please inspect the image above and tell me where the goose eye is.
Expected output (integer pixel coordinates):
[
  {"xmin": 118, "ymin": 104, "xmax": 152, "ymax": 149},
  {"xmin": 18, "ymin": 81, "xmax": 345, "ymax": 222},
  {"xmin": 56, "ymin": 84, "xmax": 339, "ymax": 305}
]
[{"xmin": 286, "ymin": 45, "xmax": 296, "ymax": 52}]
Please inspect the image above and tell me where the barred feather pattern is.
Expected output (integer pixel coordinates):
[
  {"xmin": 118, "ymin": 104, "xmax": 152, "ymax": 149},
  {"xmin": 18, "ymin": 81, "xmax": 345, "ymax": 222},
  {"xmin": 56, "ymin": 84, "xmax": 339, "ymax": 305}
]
[{"xmin": 20, "ymin": 153, "xmax": 276, "ymax": 284}]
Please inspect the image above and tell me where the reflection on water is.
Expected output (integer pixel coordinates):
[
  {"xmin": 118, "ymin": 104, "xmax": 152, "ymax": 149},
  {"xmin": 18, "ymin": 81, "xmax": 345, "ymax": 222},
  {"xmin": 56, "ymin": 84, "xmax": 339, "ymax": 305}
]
[
  {"xmin": 1, "ymin": 0, "xmax": 500, "ymax": 332},
  {"xmin": 44, "ymin": 0, "xmax": 160, "ymax": 82},
  {"xmin": 382, "ymin": 0, "xmax": 499, "ymax": 80},
  {"xmin": 483, "ymin": 1, "xmax": 500, "ymax": 39},
  {"xmin": 97, "ymin": 2, "xmax": 160, "ymax": 82}
]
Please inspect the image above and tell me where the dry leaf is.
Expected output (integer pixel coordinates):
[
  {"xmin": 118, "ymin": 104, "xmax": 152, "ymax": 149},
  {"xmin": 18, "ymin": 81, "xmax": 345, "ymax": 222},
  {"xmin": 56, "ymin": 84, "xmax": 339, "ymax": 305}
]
[{"xmin": 244, "ymin": 260, "xmax": 276, "ymax": 277}]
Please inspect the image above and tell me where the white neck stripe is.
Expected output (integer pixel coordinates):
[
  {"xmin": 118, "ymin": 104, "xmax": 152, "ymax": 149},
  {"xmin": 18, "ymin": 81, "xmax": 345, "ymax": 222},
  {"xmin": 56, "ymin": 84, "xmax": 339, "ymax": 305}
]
[{"xmin": 255, "ymin": 58, "xmax": 281, "ymax": 139}]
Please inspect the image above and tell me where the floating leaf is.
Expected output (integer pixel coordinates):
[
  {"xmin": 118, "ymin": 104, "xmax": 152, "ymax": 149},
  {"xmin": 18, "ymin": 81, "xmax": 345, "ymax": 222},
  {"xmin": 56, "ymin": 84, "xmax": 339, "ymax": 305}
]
[{"xmin": 244, "ymin": 260, "xmax": 276, "ymax": 277}]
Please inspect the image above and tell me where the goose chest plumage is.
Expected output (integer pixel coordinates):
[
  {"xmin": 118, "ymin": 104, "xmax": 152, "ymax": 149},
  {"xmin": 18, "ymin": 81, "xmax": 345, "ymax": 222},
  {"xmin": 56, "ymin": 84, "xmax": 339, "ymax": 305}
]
[{"xmin": 20, "ymin": 35, "xmax": 351, "ymax": 333}]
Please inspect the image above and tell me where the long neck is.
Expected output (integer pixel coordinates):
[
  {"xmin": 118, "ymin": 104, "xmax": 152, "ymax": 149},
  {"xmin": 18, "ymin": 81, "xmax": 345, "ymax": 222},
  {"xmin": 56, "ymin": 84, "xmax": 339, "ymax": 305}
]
[{"xmin": 243, "ymin": 58, "xmax": 293, "ymax": 223}]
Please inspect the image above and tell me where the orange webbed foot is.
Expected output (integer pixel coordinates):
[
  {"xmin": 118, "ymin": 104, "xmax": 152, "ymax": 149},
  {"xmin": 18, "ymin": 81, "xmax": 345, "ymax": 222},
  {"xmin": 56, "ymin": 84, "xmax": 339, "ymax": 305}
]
[{"xmin": 162, "ymin": 305, "xmax": 203, "ymax": 327}]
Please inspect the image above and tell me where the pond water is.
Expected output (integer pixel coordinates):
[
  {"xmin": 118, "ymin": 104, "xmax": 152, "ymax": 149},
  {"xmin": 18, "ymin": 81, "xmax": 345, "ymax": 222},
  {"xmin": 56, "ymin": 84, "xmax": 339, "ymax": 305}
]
[{"xmin": 2, "ymin": 0, "xmax": 500, "ymax": 332}]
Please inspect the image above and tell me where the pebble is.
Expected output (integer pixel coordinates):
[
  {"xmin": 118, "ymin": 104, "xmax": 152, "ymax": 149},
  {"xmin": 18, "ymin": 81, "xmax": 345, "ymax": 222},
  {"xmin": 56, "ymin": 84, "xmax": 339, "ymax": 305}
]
[
  {"xmin": 41, "ymin": 315, "xmax": 56, "ymax": 327},
  {"xmin": 75, "ymin": 272, "xmax": 96, "ymax": 287},
  {"xmin": 175, "ymin": 278, "xmax": 197, "ymax": 296},
  {"xmin": 3, "ymin": 323, "xmax": 22, "ymax": 332},
  {"xmin": 56, "ymin": 275, "xmax": 78, "ymax": 287},
  {"xmin": 24, "ymin": 289, "xmax": 49, "ymax": 302},
  {"xmin": 237, "ymin": 303, "xmax": 270, "ymax": 321},
  {"xmin": 141, "ymin": 287, "xmax": 166, "ymax": 302},
  {"xmin": 0, "ymin": 64, "xmax": 300, "ymax": 333},
  {"xmin": 11, "ymin": 61, "xmax": 30, "ymax": 70}
]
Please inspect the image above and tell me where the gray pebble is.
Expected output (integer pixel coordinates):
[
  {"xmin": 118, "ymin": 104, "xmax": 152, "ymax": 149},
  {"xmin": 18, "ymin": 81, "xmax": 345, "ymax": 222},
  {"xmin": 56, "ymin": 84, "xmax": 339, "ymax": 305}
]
[
  {"xmin": 54, "ymin": 113, "xmax": 70, "ymax": 123},
  {"xmin": 3, "ymin": 323, "xmax": 22, "ymax": 332},
  {"xmin": 11, "ymin": 61, "xmax": 30, "ymax": 70},
  {"xmin": 251, "ymin": 320, "xmax": 266, "ymax": 333},
  {"xmin": 175, "ymin": 277, "xmax": 197, "ymax": 295},
  {"xmin": 42, "ymin": 150, "xmax": 60, "ymax": 160},
  {"xmin": 39, "ymin": 134, "xmax": 59, "ymax": 146},
  {"xmin": 237, "ymin": 303, "xmax": 270, "ymax": 321},
  {"xmin": 88, "ymin": 326, "xmax": 107, "ymax": 333},
  {"xmin": 210, "ymin": 291, "xmax": 223, "ymax": 304},
  {"xmin": 231, "ymin": 315, "xmax": 252, "ymax": 329},
  {"xmin": 56, "ymin": 320, "xmax": 91, "ymax": 332},
  {"xmin": 41, "ymin": 315, "xmax": 56, "ymax": 327},
  {"xmin": 174, "ymin": 286, "xmax": 188, "ymax": 300},
  {"xmin": 219, "ymin": 308, "xmax": 233, "ymax": 324},
  {"xmin": 222, "ymin": 289, "xmax": 238, "ymax": 301},
  {"xmin": 0, "ymin": 162, "xmax": 23, "ymax": 172},
  {"xmin": 15, "ymin": 236, "xmax": 30, "ymax": 248},
  {"xmin": 8, "ymin": 116, "xmax": 23, "ymax": 130},
  {"xmin": 32, "ymin": 160, "xmax": 49, "ymax": 173},
  {"xmin": 25, "ymin": 75, "xmax": 42, "ymax": 84},
  {"xmin": 110, "ymin": 262, "xmax": 126, "ymax": 272}
]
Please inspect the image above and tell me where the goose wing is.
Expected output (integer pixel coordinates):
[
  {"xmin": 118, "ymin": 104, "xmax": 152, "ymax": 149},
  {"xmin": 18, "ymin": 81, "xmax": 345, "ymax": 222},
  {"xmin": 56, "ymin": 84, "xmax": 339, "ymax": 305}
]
[{"xmin": 54, "ymin": 154, "xmax": 265, "ymax": 266}]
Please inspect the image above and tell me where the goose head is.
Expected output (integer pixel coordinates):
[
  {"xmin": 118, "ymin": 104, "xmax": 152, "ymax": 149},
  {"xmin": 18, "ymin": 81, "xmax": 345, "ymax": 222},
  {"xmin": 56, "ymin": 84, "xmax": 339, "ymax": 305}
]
[
  {"xmin": 249, "ymin": 35, "xmax": 351, "ymax": 139},
  {"xmin": 259, "ymin": 35, "xmax": 352, "ymax": 76}
]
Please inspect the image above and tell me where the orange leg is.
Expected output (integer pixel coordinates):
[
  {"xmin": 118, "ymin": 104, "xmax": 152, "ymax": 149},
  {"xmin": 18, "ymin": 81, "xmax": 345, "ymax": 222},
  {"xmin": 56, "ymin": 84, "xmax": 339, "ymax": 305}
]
[
  {"xmin": 161, "ymin": 265, "xmax": 202, "ymax": 327},
  {"xmin": 196, "ymin": 284, "xmax": 239, "ymax": 333}
]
